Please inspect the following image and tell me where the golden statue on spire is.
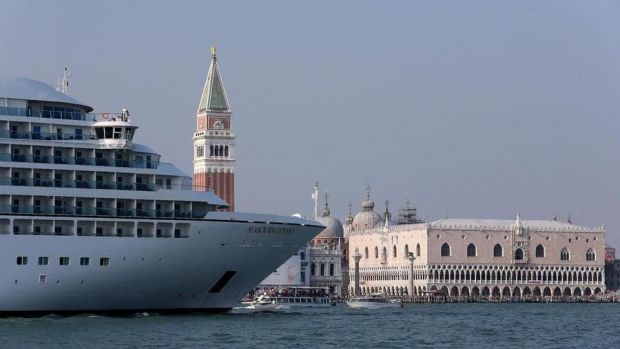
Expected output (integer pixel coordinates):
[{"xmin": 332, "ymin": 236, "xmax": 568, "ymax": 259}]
[{"xmin": 211, "ymin": 46, "xmax": 217, "ymax": 57}]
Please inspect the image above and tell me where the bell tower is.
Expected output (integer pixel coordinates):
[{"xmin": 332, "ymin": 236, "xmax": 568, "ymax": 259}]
[{"xmin": 193, "ymin": 47, "xmax": 235, "ymax": 211}]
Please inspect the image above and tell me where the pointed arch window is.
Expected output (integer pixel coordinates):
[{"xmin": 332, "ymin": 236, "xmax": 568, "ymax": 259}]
[
  {"xmin": 515, "ymin": 248, "xmax": 524, "ymax": 260},
  {"xmin": 467, "ymin": 243, "xmax": 477, "ymax": 257},
  {"xmin": 393, "ymin": 245, "xmax": 397, "ymax": 258},
  {"xmin": 536, "ymin": 244, "xmax": 545, "ymax": 258},
  {"xmin": 364, "ymin": 247, "xmax": 369, "ymax": 259},
  {"xmin": 320, "ymin": 263, "xmax": 325, "ymax": 276},
  {"xmin": 311, "ymin": 263, "xmax": 316, "ymax": 276},
  {"xmin": 561, "ymin": 248, "xmax": 570, "ymax": 261},
  {"xmin": 493, "ymin": 244, "xmax": 503, "ymax": 257},
  {"xmin": 586, "ymin": 248, "xmax": 595, "ymax": 261},
  {"xmin": 416, "ymin": 243, "xmax": 421, "ymax": 257},
  {"xmin": 404, "ymin": 244, "xmax": 409, "ymax": 257},
  {"xmin": 374, "ymin": 246, "xmax": 379, "ymax": 259},
  {"xmin": 441, "ymin": 243, "xmax": 451, "ymax": 257}
]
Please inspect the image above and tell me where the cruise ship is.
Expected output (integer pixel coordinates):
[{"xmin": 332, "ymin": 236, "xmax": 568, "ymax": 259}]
[{"xmin": 0, "ymin": 74, "xmax": 324, "ymax": 315}]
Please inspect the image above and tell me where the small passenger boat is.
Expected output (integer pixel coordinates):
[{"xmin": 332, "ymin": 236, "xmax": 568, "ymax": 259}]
[
  {"xmin": 346, "ymin": 294, "xmax": 403, "ymax": 309},
  {"xmin": 248, "ymin": 287, "xmax": 335, "ymax": 309}
]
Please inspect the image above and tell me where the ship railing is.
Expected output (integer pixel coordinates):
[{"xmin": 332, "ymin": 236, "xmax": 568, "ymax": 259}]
[
  {"xmin": 0, "ymin": 204, "xmax": 210, "ymax": 219},
  {"xmin": 0, "ymin": 176, "xmax": 156, "ymax": 191},
  {"xmin": 0, "ymin": 107, "xmax": 135, "ymax": 123},
  {"xmin": 0, "ymin": 130, "xmax": 95, "ymax": 141},
  {"xmin": 0, "ymin": 107, "xmax": 93, "ymax": 121},
  {"xmin": 0, "ymin": 153, "xmax": 159, "ymax": 169},
  {"xmin": 0, "ymin": 175, "xmax": 212, "ymax": 193},
  {"xmin": 92, "ymin": 113, "xmax": 130, "ymax": 123}
]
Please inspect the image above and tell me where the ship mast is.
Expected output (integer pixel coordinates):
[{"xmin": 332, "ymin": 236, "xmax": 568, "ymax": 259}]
[{"xmin": 56, "ymin": 67, "xmax": 72, "ymax": 94}]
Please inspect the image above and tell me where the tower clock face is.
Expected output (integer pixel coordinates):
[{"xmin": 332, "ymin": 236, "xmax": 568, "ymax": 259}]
[{"xmin": 208, "ymin": 117, "xmax": 228, "ymax": 130}]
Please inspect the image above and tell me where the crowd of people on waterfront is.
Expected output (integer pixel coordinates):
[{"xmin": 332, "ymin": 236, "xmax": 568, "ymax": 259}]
[{"xmin": 396, "ymin": 294, "xmax": 617, "ymax": 303}]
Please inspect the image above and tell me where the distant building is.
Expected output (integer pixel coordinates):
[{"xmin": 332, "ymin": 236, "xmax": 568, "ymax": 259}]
[
  {"xmin": 604, "ymin": 245, "xmax": 620, "ymax": 291},
  {"xmin": 605, "ymin": 259, "xmax": 620, "ymax": 291},
  {"xmin": 605, "ymin": 244, "xmax": 616, "ymax": 264},
  {"xmin": 193, "ymin": 47, "xmax": 235, "ymax": 210},
  {"xmin": 310, "ymin": 195, "xmax": 346, "ymax": 296},
  {"xmin": 347, "ymin": 190, "xmax": 607, "ymax": 298}
]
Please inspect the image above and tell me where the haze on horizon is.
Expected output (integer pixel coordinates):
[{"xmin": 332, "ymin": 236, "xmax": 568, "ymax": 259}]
[{"xmin": 1, "ymin": 1, "xmax": 619, "ymax": 246}]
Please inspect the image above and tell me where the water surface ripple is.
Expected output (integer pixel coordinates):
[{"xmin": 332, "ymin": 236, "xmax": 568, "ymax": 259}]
[{"xmin": 0, "ymin": 304, "xmax": 619, "ymax": 348}]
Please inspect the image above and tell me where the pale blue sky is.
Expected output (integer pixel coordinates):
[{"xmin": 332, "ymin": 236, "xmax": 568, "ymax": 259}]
[{"xmin": 2, "ymin": 1, "xmax": 620, "ymax": 245}]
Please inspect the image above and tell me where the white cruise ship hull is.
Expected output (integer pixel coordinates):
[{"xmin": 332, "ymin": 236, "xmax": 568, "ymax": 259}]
[{"xmin": 0, "ymin": 212, "xmax": 323, "ymax": 315}]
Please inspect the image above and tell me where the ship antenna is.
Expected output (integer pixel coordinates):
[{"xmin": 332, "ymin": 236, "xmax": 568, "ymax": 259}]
[{"xmin": 56, "ymin": 67, "xmax": 72, "ymax": 94}]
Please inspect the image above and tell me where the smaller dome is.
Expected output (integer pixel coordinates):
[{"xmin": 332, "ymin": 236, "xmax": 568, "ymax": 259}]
[
  {"xmin": 362, "ymin": 197, "xmax": 374, "ymax": 211},
  {"xmin": 361, "ymin": 185, "xmax": 375, "ymax": 212},
  {"xmin": 351, "ymin": 186, "xmax": 382, "ymax": 230},
  {"xmin": 314, "ymin": 198, "xmax": 344, "ymax": 238},
  {"xmin": 315, "ymin": 215, "xmax": 344, "ymax": 238}
]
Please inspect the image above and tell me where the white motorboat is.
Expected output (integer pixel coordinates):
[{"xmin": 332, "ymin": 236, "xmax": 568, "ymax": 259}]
[{"xmin": 346, "ymin": 294, "xmax": 403, "ymax": 309}]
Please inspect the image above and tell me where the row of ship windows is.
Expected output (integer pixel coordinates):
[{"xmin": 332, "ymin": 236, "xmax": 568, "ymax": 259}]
[
  {"xmin": 2, "ymin": 126, "xmax": 90, "ymax": 140},
  {"xmin": 0, "ymin": 105, "xmax": 87, "ymax": 120},
  {"xmin": 16, "ymin": 256, "xmax": 109, "ymax": 266},
  {"xmin": 4, "ymin": 149, "xmax": 159, "ymax": 170},
  {"xmin": 6, "ymin": 201, "xmax": 205, "ymax": 219},
  {"xmin": 6, "ymin": 176, "xmax": 171, "ymax": 191},
  {"xmin": 10, "ymin": 226, "xmax": 189, "ymax": 238},
  {"xmin": 2, "ymin": 123, "xmax": 134, "ymax": 142}
]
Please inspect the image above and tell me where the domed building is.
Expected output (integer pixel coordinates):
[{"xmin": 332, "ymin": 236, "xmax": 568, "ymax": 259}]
[
  {"xmin": 351, "ymin": 187, "xmax": 383, "ymax": 231},
  {"xmin": 312, "ymin": 201, "xmax": 344, "ymax": 244},
  {"xmin": 308, "ymin": 193, "xmax": 347, "ymax": 297}
]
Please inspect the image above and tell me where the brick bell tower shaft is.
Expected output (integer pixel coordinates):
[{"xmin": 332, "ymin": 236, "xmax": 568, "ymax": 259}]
[{"xmin": 193, "ymin": 47, "xmax": 235, "ymax": 211}]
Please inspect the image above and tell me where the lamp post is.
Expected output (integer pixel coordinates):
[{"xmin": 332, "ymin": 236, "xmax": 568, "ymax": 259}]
[
  {"xmin": 407, "ymin": 252, "xmax": 416, "ymax": 301},
  {"xmin": 353, "ymin": 252, "xmax": 362, "ymax": 297}
]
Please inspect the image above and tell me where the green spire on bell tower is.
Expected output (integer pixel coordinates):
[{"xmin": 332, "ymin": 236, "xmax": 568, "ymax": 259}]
[{"xmin": 198, "ymin": 46, "xmax": 230, "ymax": 113}]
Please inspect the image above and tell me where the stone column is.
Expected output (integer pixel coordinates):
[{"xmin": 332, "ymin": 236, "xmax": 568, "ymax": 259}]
[
  {"xmin": 408, "ymin": 252, "xmax": 416, "ymax": 299},
  {"xmin": 353, "ymin": 252, "xmax": 362, "ymax": 296}
]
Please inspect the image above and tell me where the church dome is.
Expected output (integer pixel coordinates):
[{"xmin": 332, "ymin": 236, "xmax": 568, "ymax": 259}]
[
  {"xmin": 316, "ymin": 215, "xmax": 344, "ymax": 238},
  {"xmin": 352, "ymin": 211, "xmax": 383, "ymax": 231},
  {"xmin": 314, "ymin": 201, "xmax": 344, "ymax": 238},
  {"xmin": 352, "ymin": 188, "xmax": 382, "ymax": 231}
]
